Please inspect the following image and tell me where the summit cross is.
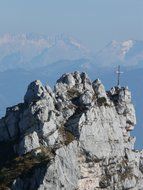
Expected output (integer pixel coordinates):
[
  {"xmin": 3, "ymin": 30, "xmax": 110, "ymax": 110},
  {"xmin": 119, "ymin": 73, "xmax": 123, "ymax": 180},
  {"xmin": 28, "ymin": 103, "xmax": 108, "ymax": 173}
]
[{"xmin": 116, "ymin": 65, "xmax": 123, "ymax": 86}]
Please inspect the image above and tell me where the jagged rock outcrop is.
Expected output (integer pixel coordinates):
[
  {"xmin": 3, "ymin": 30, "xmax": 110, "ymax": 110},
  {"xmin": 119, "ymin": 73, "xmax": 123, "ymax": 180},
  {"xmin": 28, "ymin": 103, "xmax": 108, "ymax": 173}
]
[{"xmin": 0, "ymin": 71, "xmax": 143, "ymax": 190}]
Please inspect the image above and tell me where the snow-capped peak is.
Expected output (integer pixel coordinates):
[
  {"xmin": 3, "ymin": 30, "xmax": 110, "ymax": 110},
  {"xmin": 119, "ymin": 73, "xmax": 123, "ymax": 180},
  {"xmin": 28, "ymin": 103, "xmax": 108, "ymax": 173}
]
[
  {"xmin": 120, "ymin": 40, "xmax": 134, "ymax": 56},
  {"xmin": 96, "ymin": 39, "xmax": 143, "ymax": 67},
  {"xmin": 104, "ymin": 39, "xmax": 134, "ymax": 58}
]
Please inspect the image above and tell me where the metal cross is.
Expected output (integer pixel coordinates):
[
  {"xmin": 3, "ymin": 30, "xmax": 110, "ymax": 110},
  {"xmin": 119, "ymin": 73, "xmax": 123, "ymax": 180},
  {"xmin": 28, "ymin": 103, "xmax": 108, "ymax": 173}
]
[{"xmin": 115, "ymin": 65, "xmax": 123, "ymax": 86}]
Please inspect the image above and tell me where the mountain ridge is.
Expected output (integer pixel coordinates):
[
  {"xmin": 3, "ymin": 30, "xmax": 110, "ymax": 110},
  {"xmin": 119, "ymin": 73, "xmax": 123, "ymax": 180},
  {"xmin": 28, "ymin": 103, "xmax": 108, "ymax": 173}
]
[{"xmin": 0, "ymin": 33, "xmax": 91, "ymax": 71}]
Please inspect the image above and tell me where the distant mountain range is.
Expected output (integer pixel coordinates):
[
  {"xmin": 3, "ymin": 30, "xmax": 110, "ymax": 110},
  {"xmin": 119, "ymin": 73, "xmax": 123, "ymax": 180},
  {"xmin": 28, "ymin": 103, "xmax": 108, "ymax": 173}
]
[
  {"xmin": 1, "ymin": 33, "xmax": 143, "ymax": 70},
  {"xmin": 0, "ymin": 33, "xmax": 90, "ymax": 71}
]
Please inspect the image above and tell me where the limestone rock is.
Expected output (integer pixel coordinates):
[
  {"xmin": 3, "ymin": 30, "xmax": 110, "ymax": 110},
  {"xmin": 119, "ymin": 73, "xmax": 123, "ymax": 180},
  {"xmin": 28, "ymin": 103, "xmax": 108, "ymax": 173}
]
[
  {"xmin": 24, "ymin": 80, "xmax": 54, "ymax": 106},
  {"xmin": 92, "ymin": 79, "xmax": 110, "ymax": 106},
  {"xmin": 17, "ymin": 131, "xmax": 40, "ymax": 155},
  {"xmin": 79, "ymin": 90, "xmax": 93, "ymax": 108},
  {"xmin": 0, "ymin": 72, "xmax": 142, "ymax": 190}
]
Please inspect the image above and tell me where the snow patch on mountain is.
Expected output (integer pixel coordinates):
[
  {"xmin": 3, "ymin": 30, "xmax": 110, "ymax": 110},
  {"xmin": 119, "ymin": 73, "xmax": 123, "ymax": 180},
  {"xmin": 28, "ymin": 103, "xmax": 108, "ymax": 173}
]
[
  {"xmin": 119, "ymin": 40, "xmax": 133, "ymax": 57},
  {"xmin": 96, "ymin": 39, "xmax": 143, "ymax": 67}
]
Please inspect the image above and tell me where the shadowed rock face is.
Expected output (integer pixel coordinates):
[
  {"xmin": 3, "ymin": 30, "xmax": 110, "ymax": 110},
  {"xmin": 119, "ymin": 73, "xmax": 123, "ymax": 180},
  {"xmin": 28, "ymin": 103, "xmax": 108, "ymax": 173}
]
[{"xmin": 0, "ymin": 71, "xmax": 142, "ymax": 190}]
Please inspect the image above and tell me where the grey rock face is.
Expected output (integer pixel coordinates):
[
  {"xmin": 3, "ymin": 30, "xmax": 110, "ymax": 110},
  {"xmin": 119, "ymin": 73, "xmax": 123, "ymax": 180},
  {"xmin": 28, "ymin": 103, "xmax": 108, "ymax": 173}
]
[
  {"xmin": 17, "ymin": 131, "xmax": 40, "ymax": 155},
  {"xmin": 24, "ymin": 80, "xmax": 46, "ymax": 103},
  {"xmin": 0, "ymin": 71, "xmax": 142, "ymax": 190}
]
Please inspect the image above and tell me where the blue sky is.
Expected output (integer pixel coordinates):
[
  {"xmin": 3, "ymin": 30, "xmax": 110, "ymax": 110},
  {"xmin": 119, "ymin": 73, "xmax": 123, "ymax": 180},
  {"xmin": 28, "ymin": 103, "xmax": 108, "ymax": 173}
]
[{"xmin": 0, "ymin": 0, "xmax": 143, "ymax": 51}]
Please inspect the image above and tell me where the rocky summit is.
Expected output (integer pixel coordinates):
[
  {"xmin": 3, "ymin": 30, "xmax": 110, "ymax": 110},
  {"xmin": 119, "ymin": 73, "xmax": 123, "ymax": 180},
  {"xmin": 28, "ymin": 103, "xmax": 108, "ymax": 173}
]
[{"xmin": 0, "ymin": 71, "xmax": 143, "ymax": 190}]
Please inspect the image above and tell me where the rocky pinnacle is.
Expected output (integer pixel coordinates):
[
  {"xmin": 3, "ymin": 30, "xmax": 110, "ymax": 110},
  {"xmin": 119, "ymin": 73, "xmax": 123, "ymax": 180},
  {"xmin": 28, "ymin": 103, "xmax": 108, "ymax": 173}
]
[{"xmin": 0, "ymin": 71, "xmax": 142, "ymax": 190}]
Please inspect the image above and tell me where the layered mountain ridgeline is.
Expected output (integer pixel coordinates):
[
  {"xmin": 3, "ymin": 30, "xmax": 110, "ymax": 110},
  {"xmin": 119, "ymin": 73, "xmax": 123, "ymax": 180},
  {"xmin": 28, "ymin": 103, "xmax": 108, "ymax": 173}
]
[
  {"xmin": 0, "ymin": 72, "xmax": 143, "ymax": 190},
  {"xmin": 0, "ymin": 33, "xmax": 90, "ymax": 71}
]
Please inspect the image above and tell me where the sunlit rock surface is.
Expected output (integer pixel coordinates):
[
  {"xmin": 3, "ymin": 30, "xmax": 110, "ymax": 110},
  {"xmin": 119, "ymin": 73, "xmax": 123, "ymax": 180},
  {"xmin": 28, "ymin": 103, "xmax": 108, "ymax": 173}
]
[{"xmin": 0, "ymin": 72, "xmax": 142, "ymax": 190}]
